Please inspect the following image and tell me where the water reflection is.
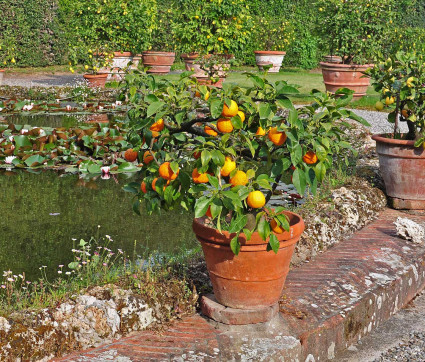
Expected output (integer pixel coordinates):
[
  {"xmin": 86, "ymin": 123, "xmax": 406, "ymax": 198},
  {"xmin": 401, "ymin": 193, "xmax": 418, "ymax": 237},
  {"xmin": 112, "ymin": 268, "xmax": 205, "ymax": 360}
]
[{"xmin": 0, "ymin": 170, "xmax": 195, "ymax": 280}]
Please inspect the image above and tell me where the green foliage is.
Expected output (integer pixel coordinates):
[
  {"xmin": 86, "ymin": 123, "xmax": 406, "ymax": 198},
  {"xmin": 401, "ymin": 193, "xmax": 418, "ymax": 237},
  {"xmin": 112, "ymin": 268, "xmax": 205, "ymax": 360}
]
[
  {"xmin": 365, "ymin": 52, "xmax": 425, "ymax": 142},
  {"xmin": 122, "ymin": 70, "xmax": 368, "ymax": 253},
  {"xmin": 315, "ymin": 0, "xmax": 397, "ymax": 64},
  {"xmin": 172, "ymin": 0, "xmax": 252, "ymax": 55},
  {"xmin": 251, "ymin": 17, "xmax": 294, "ymax": 52},
  {"xmin": 0, "ymin": 0, "xmax": 67, "ymax": 67},
  {"xmin": 66, "ymin": 0, "xmax": 157, "ymax": 53}
]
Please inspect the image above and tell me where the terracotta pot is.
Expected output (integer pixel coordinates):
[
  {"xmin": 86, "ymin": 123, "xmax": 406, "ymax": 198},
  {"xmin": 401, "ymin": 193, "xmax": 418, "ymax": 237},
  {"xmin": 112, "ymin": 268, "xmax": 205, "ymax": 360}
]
[
  {"xmin": 320, "ymin": 62, "xmax": 373, "ymax": 99},
  {"xmin": 107, "ymin": 52, "xmax": 133, "ymax": 80},
  {"xmin": 323, "ymin": 55, "xmax": 343, "ymax": 64},
  {"xmin": 132, "ymin": 54, "xmax": 142, "ymax": 70},
  {"xmin": 254, "ymin": 51, "xmax": 286, "ymax": 73},
  {"xmin": 86, "ymin": 113, "xmax": 109, "ymax": 123},
  {"xmin": 192, "ymin": 211, "xmax": 304, "ymax": 309},
  {"xmin": 83, "ymin": 73, "xmax": 108, "ymax": 88},
  {"xmin": 372, "ymin": 134, "xmax": 425, "ymax": 209},
  {"xmin": 0, "ymin": 69, "xmax": 4, "ymax": 85},
  {"xmin": 141, "ymin": 51, "xmax": 176, "ymax": 74},
  {"xmin": 197, "ymin": 77, "xmax": 226, "ymax": 88}
]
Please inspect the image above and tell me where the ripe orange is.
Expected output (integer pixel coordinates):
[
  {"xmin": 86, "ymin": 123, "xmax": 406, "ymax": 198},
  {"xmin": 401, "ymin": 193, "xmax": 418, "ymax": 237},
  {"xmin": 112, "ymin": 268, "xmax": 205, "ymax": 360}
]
[
  {"xmin": 152, "ymin": 177, "xmax": 169, "ymax": 191},
  {"xmin": 206, "ymin": 206, "xmax": 212, "ymax": 218},
  {"xmin": 150, "ymin": 118, "xmax": 164, "ymax": 132},
  {"xmin": 401, "ymin": 109, "xmax": 409, "ymax": 118},
  {"xmin": 237, "ymin": 110, "xmax": 245, "ymax": 122},
  {"xmin": 192, "ymin": 168, "xmax": 209, "ymax": 184},
  {"xmin": 220, "ymin": 157, "xmax": 236, "ymax": 177},
  {"xmin": 256, "ymin": 127, "xmax": 266, "ymax": 136},
  {"xmin": 268, "ymin": 127, "xmax": 287, "ymax": 146},
  {"xmin": 143, "ymin": 151, "xmax": 154, "ymax": 164},
  {"xmin": 124, "ymin": 148, "xmax": 138, "ymax": 162},
  {"xmin": 247, "ymin": 191, "xmax": 266, "ymax": 209},
  {"xmin": 193, "ymin": 151, "xmax": 201, "ymax": 159},
  {"xmin": 229, "ymin": 170, "xmax": 248, "ymax": 187},
  {"xmin": 222, "ymin": 100, "xmax": 238, "ymax": 117},
  {"xmin": 217, "ymin": 118, "xmax": 234, "ymax": 133},
  {"xmin": 271, "ymin": 219, "xmax": 284, "ymax": 234},
  {"xmin": 151, "ymin": 131, "xmax": 160, "ymax": 138},
  {"xmin": 204, "ymin": 125, "xmax": 218, "ymax": 137},
  {"xmin": 159, "ymin": 162, "xmax": 179, "ymax": 180},
  {"xmin": 302, "ymin": 151, "xmax": 318, "ymax": 165},
  {"xmin": 141, "ymin": 181, "xmax": 147, "ymax": 193}
]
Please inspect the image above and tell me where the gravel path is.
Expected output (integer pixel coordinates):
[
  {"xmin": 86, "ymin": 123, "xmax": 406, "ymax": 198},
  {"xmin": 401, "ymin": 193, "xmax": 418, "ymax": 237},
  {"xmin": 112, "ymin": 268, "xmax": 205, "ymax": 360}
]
[
  {"xmin": 374, "ymin": 332, "xmax": 425, "ymax": 362},
  {"xmin": 351, "ymin": 109, "xmax": 408, "ymax": 134}
]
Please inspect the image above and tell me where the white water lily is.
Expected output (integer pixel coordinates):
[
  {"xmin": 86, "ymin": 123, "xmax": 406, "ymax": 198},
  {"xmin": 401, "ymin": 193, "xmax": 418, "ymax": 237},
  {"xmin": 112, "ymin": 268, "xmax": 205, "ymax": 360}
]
[
  {"xmin": 98, "ymin": 105, "xmax": 104, "ymax": 110},
  {"xmin": 66, "ymin": 105, "xmax": 72, "ymax": 111},
  {"xmin": 5, "ymin": 156, "xmax": 16, "ymax": 164},
  {"xmin": 0, "ymin": 108, "xmax": 3, "ymax": 112},
  {"xmin": 101, "ymin": 166, "xmax": 110, "ymax": 174},
  {"xmin": 39, "ymin": 129, "xmax": 46, "ymax": 137},
  {"xmin": 20, "ymin": 129, "xmax": 29, "ymax": 135}
]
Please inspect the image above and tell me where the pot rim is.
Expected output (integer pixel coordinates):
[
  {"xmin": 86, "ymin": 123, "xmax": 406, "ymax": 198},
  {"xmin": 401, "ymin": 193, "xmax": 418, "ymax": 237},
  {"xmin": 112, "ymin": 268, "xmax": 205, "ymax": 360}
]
[
  {"xmin": 83, "ymin": 73, "xmax": 108, "ymax": 79},
  {"xmin": 193, "ymin": 210, "xmax": 304, "ymax": 247},
  {"xmin": 254, "ymin": 51, "xmax": 286, "ymax": 55},
  {"xmin": 141, "ymin": 51, "xmax": 176, "ymax": 56},
  {"xmin": 320, "ymin": 61, "xmax": 374, "ymax": 70},
  {"xmin": 113, "ymin": 51, "xmax": 132, "ymax": 57},
  {"xmin": 372, "ymin": 133, "xmax": 417, "ymax": 147}
]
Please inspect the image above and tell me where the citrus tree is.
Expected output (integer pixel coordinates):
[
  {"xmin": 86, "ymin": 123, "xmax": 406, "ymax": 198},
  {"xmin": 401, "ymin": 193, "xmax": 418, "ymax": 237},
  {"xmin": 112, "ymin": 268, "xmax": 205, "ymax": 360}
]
[
  {"xmin": 366, "ymin": 51, "xmax": 425, "ymax": 143},
  {"xmin": 172, "ymin": 0, "xmax": 252, "ymax": 55},
  {"xmin": 122, "ymin": 71, "xmax": 369, "ymax": 254},
  {"xmin": 315, "ymin": 0, "xmax": 396, "ymax": 64},
  {"xmin": 0, "ymin": 38, "xmax": 16, "ymax": 67}
]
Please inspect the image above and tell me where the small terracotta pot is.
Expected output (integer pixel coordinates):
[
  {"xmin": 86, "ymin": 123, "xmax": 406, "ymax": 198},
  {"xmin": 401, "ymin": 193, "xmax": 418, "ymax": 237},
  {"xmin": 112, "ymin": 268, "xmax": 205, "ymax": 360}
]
[
  {"xmin": 141, "ymin": 51, "xmax": 176, "ymax": 74},
  {"xmin": 83, "ymin": 73, "xmax": 108, "ymax": 88},
  {"xmin": 254, "ymin": 51, "xmax": 286, "ymax": 73},
  {"xmin": 372, "ymin": 134, "xmax": 425, "ymax": 209},
  {"xmin": 192, "ymin": 211, "xmax": 304, "ymax": 309},
  {"xmin": 320, "ymin": 62, "xmax": 373, "ymax": 99},
  {"xmin": 0, "ymin": 69, "xmax": 4, "ymax": 85}
]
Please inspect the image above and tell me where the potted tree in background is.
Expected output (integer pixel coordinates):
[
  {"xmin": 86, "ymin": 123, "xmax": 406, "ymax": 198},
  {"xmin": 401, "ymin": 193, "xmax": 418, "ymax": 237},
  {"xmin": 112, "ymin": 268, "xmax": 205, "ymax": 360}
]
[
  {"xmin": 69, "ymin": 44, "xmax": 113, "ymax": 88},
  {"xmin": 0, "ymin": 39, "xmax": 15, "ymax": 86},
  {"xmin": 367, "ymin": 52, "xmax": 425, "ymax": 209},
  {"xmin": 253, "ymin": 17, "xmax": 293, "ymax": 73},
  {"xmin": 121, "ymin": 70, "xmax": 368, "ymax": 318},
  {"xmin": 69, "ymin": 0, "xmax": 157, "ymax": 79},
  {"xmin": 315, "ymin": 0, "xmax": 396, "ymax": 98},
  {"xmin": 172, "ymin": 0, "xmax": 252, "ymax": 85}
]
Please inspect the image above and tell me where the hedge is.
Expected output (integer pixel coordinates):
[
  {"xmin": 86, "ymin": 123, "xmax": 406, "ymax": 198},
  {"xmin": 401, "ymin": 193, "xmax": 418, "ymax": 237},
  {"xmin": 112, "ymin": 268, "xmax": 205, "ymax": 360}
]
[{"xmin": 1, "ymin": 0, "xmax": 425, "ymax": 69}]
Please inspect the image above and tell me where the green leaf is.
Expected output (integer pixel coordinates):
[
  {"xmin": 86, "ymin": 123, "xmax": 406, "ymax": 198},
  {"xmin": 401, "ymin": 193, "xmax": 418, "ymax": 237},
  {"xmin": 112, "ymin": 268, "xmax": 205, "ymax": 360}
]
[
  {"xmin": 24, "ymin": 155, "xmax": 46, "ymax": 167},
  {"xmin": 201, "ymin": 150, "xmax": 212, "ymax": 168},
  {"xmin": 230, "ymin": 235, "xmax": 241, "ymax": 255},
  {"xmin": 194, "ymin": 197, "xmax": 210, "ymax": 218},
  {"xmin": 68, "ymin": 261, "xmax": 79, "ymax": 269},
  {"xmin": 258, "ymin": 216, "xmax": 270, "ymax": 241},
  {"xmin": 276, "ymin": 98, "xmax": 295, "ymax": 111},
  {"xmin": 211, "ymin": 150, "xmax": 225, "ymax": 166},
  {"xmin": 147, "ymin": 101, "xmax": 165, "ymax": 117},
  {"xmin": 210, "ymin": 99, "xmax": 224, "ymax": 118},
  {"xmin": 259, "ymin": 103, "xmax": 272, "ymax": 120},
  {"xmin": 118, "ymin": 162, "xmax": 138, "ymax": 172},
  {"xmin": 229, "ymin": 215, "xmax": 248, "ymax": 233},
  {"xmin": 13, "ymin": 135, "xmax": 31, "ymax": 149},
  {"xmin": 269, "ymin": 234, "xmax": 280, "ymax": 254},
  {"xmin": 292, "ymin": 168, "xmax": 307, "ymax": 195},
  {"xmin": 208, "ymin": 174, "xmax": 220, "ymax": 189},
  {"xmin": 314, "ymin": 162, "xmax": 327, "ymax": 183},
  {"xmin": 132, "ymin": 199, "xmax": 141, "ymax": 215},
  {"xmin": 231, "ymin": 115, "xmax": 243, "ymax": 129}
]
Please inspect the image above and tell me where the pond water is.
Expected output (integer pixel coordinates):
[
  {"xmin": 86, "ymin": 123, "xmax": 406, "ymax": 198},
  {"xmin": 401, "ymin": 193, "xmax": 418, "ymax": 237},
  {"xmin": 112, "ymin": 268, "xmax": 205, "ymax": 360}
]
[{"xmin": 0, "ymin": 113, "xmax": 195, "ymax": 281}]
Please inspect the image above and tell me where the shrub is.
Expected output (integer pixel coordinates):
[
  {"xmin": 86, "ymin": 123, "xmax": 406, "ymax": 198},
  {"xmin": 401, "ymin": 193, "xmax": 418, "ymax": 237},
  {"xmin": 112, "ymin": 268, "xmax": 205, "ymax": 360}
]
[
  {"xmin": 315, "ymin": 0, "xmax": 397, "ymax": 64},
  {"xmin": 172, "ymin": 0, "xmax": 252, "ymax": 55}
]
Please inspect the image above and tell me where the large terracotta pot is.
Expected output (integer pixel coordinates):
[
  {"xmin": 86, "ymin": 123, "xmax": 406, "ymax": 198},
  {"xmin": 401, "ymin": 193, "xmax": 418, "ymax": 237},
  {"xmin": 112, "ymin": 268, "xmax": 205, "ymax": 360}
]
[
  {"xmin": 372, "ymin": 134, "xmax": 425, "ymax": 209},
  {"xmin": 320, "ymin": 62, "xmax": 373, "ymax": 99},
  {"xmin": 108, "ymin": 52, "xmax": 133, "ymax": 80},
  {"xmin": 141, "ymin": 51, "xmax": 176, "ymax": 74},
  {"xmin": 83, "ymin": 73, "xmax": 108, "ymax": 88},
  {"xmin": 0, "ymin": 69, "xmax": 4, "ymax": 85},
  {"xmin": 192, "ymin": 211, "xmax": 304, "ymax": 309},
  {"xmin": 254, "ymin": 51, "xmax": 286, "ymax": 73}
]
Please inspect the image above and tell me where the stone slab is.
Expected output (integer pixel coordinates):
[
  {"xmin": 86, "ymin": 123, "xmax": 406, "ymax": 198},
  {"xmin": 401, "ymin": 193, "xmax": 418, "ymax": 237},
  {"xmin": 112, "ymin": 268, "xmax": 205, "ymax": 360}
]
[
  {"xmin": 390, "ymin": 196, "xmax": 425, "ymax": 210},
  {"xmin": 200, "ymin": 294, "xmax": 279, "ymax": 325}
]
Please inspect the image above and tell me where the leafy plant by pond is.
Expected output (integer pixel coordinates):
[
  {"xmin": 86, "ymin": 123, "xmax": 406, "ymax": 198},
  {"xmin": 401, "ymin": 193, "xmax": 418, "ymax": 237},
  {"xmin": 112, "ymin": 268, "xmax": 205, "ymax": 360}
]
[{"xmin": 0, "ymin": 122, "xmax": 139, "ymax": 174}]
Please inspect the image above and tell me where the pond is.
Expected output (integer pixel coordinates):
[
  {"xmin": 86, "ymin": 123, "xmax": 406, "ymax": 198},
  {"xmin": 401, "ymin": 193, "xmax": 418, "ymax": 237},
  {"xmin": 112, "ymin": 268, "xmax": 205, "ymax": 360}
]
[{"xmin": 0, "ymin": 113, "xmax": 196, "ymax": 281}]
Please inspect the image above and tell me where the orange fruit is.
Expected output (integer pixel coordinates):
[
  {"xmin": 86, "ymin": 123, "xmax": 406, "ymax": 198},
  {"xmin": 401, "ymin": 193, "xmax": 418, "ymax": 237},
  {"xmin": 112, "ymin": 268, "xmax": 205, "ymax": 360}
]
[
  {"xmin": 268, "ymin": 127, "xmax": 287, "ymax": 146},
  {"xmin": 204, "ymin": 125, "xmax": 218, "ymax": 137},
  {"xmin": 229, "ymin": 170, "xmax": 248, "ymax": 187},
  {"xmin": 204, "ymin": 91, "xmax": 210, "ymax": 101},
  {"xmin": 247, "ymin": 191, "xmax": 266, "ymax": 208},
  {"xmin": 193, "ymin": 151, "xmax": 201, "ymax": 159},
  {"xmin": 217, "ymin": 118, "xmax": 234, "ymax": 133},
  {"xmin": 401, "ymin": 109, "xmax": 409, "ymax": 118},
  {"xmin": 237, "ymin": 110, "xmax": 245, "ymax": 122},
  {"xmin": 159, "ymin": 162, "xmax": 179, "ymax": 180},
  {"xmin": 151, "ymin": 131, "xmax": 160, "ymax": 138},
  {"xmin": 152, "ymin": 177, "xmax": 169, "ymax": 191},
  {"xmin": 143, "ymin": 151, "xmax": 154, "ymax": 164},
  {"xmin": 220, "ymin": 157, "xmax": 236, "ymax": 177},
  {"xmin": 271, "ymin": 219, "xmax": 284, "ymax": 234},
  {"xmin": 206, "ymin": 206, "xmax": 212, "ymax": 218},
  {"xmin": 256, "ymin": 127, "xmax": 266, "ymax": 136},
  {"xmin": 150, "ymin": 118, "xmax": 164, "ymax": 132},
  {"xmin": 302, "ymin": 151, "xmax": 318, "ymax": 165},
  {"xmin": 192, "ymin": 168, "xmax": 209, "ymax": 183},
  {"xmin": 124, "ymin": 148, "xmax": 138, "ymax": 162},
  {"xmin": 222, "ymin": 100, "xmax": 238, "ymax": 117},
  {"xmin": 141, "ymin": 181, "xmax": 147, "ymax": 194},
  {"xmin": 385, "ymin": 96, "xmax": 395, "ymax": 106}
]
